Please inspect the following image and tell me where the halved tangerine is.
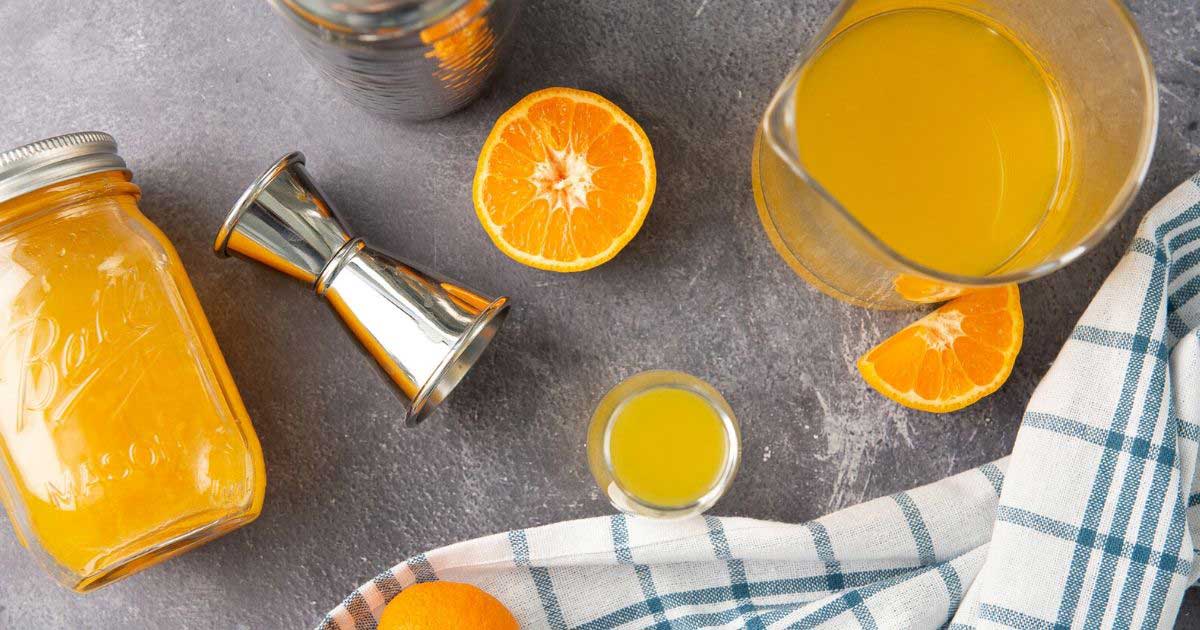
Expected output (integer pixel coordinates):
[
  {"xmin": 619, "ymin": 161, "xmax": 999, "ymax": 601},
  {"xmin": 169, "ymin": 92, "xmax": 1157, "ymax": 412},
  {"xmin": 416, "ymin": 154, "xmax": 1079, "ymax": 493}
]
[
  {"xmin": 473, "ymin": 87, "xmax": 656, "ymax": 272},
  {"xmin": 858, "ymin": 285, "xmax": 1023, "ymax": 412}
]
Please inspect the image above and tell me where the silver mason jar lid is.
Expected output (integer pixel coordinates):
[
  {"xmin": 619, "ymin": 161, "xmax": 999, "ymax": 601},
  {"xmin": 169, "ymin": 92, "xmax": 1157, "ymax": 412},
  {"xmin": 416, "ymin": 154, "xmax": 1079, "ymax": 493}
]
[
  {"xmin": 0, "ymin": 132, "xmax": 128, "ymax": 206},
  {"xmin": 272, "ymin": 0, "xmax": 472, "ymax": 39}
]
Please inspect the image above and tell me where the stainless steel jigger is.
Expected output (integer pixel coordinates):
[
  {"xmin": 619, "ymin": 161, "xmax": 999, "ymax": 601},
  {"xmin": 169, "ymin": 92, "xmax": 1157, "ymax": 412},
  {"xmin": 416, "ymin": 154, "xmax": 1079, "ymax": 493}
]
[{"xmin": 214, "ymin": 152, "xmax": 509, "ymax": 426}]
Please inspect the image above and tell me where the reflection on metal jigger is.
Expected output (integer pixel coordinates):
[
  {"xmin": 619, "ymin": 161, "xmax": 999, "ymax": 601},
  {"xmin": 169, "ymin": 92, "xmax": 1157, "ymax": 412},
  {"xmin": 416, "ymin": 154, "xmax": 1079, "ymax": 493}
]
[{"xmin": 215, "ymin": 152, "xmax": 509, "ymax": 426}]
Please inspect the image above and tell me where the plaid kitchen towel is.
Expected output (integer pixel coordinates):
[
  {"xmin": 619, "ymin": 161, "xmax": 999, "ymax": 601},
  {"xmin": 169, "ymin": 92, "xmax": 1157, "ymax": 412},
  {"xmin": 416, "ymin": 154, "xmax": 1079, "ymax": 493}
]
[{"xmin": 320, "ymin": 173, "xmax": 1200, "ymax": 630}]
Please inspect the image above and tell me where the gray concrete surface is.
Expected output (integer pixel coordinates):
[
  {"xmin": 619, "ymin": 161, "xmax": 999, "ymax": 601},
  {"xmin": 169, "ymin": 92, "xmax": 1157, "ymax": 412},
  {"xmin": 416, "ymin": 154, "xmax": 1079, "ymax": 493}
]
[{"xmin": 0, "ymin": 1, "xmax": 1198, "ymax": 628}]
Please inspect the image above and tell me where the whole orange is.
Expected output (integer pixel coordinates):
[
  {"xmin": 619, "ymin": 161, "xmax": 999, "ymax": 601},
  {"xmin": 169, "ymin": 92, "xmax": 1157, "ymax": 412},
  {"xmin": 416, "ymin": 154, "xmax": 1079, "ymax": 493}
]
[{"xmin": 376, "ymin": 581, "xmax": 519, "ymax": 630}]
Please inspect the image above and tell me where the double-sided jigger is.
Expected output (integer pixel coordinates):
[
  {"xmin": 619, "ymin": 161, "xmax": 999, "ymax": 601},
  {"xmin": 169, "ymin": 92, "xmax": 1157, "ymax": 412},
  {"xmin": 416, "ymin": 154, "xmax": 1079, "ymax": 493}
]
[{"xmin": 215, "ymin": 152, "xmax": 509, "ymax": 426}]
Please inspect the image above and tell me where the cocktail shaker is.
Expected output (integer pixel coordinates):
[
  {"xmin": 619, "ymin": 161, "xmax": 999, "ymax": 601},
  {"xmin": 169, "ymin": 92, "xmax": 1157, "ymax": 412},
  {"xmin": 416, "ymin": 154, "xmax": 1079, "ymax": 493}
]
[
  {"xmin": 215, "ymin": 152, "xmax": 509, "ymax": 426},
  {"xmin": 268, "ymin": 0, "xmax": 520, "ymax": 120}
]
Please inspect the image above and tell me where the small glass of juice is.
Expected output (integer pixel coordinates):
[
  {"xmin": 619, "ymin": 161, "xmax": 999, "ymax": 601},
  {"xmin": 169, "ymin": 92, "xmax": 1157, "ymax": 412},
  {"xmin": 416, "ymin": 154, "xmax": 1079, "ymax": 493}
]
[{"xmin": 587, "ymin": 370, "xmax": 740, "ymax": 519}]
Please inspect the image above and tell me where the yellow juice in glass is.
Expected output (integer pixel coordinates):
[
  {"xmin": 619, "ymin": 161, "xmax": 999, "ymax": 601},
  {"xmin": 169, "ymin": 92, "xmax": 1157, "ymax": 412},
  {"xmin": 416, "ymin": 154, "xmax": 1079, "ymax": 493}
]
[
  {"xmin": 792, "ymin": 7, "xmax": 1069, "ymax": 276},
  {"xmin": 587, "ymin": 371, "xmax": 739, "ymax": 518},
  {"xmin": 742, "ymin": 0, "xmax": 1166, "ymax": 311},
  {"xmin": 608, "ymin": 387, "xmax": 728, "ymax": 507}
]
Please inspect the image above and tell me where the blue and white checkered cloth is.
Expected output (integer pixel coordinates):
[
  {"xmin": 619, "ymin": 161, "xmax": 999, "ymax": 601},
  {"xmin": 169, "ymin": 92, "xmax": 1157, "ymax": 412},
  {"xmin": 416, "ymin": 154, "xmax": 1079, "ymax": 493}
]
[{"xmin": 320, "ymin": 173, "xmax": 1200, "ymax": 629}]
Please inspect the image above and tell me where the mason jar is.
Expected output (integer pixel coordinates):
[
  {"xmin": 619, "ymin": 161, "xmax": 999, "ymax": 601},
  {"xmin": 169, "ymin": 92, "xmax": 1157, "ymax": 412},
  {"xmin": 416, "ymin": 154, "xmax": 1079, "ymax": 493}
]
[{"xmin": 0, "ymin": 132, "xmax": 266, "ymax": 591}]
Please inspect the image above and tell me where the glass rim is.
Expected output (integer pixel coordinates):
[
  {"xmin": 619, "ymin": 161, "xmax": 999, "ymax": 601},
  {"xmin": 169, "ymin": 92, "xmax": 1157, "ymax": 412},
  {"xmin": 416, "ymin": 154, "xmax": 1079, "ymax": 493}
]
[
  {"xmin": 759, "ymin": 0, "xmax": 1159, "ymax": 288},
  {"xmin": 590, "ymin": 370, "xmax": 741, "ymax": 519}
]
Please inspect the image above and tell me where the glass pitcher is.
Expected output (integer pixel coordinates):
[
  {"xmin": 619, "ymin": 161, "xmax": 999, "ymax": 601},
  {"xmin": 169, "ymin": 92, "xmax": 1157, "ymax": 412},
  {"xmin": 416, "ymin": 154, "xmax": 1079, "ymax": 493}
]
[{"xmin": 752, "ymin": 0, "xmax": 1157, "ymax": 309}]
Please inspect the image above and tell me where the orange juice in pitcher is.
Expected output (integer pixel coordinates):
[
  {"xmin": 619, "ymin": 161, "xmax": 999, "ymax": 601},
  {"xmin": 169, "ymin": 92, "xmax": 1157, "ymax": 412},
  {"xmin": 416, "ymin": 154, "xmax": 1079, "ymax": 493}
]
[
  {"xmin": 753, "ymin": 0, "xmax": 1157, "ymax": 308},
  {"xmin": 792, "ymin": 7, "xmax": 1068, "ymax": 277}
]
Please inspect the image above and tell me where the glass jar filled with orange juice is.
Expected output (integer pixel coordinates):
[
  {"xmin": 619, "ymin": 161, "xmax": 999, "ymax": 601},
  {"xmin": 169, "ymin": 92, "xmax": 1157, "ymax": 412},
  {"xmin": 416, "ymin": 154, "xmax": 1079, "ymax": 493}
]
[{"xmin": 0, "ymin": 132, "xmax": 265, "ymax": 591}]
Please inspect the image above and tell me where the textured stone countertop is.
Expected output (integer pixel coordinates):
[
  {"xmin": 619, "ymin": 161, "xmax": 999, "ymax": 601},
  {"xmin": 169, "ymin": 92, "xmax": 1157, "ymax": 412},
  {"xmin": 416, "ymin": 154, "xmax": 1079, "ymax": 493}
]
[{"xmin": 1, "ymin": 1, "xmax": 1199, "ymax": 628}]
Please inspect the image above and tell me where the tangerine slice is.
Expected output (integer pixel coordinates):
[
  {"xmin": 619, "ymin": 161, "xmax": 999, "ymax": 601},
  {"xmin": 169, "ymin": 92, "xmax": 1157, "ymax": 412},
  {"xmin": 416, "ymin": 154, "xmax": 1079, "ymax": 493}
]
[
  {"xmin": 893, "ymin": 274, "xmax": 968, "ymax": 304},
  {"xmin": 858, "ymin": 285, "xmax": 1023, "ymax": 412},
  {"xmin": 473, "ymin": 87, "xmax": 656, "ymax": 272}
]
